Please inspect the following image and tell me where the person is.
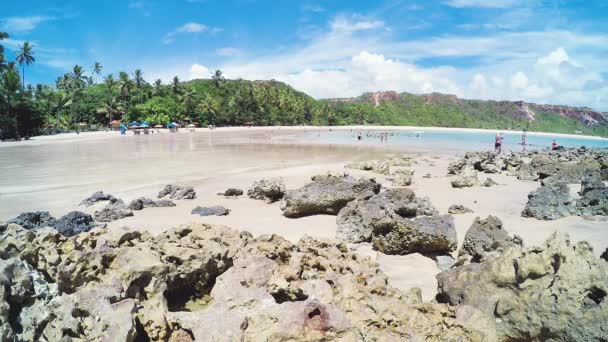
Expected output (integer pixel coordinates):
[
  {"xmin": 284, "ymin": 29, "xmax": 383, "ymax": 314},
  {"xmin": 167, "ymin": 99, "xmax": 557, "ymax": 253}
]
[
  {"xmin": 357, "ymin": 132, "xmax": 362, "ymax": 141},
  {"xmin": 494, "ymin": 133, "xmax": 503, "ymax": 154},
  {"xmin": 521, "ymin": 130, "xmax": 527, "ymax": 151},
  {"xmin": 551, "ymin": 140, "xmax": 557, "ymax": 150}
]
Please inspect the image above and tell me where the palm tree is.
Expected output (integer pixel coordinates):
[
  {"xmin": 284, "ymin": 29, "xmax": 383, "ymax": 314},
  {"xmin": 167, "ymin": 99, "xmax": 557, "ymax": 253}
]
[
  {"xmin": 212, "ymin": 69, "xmax": 224, "ymax": 88},
  {"xmin": 153, "ymin": 79, "xmax": 163, "ymax": 96},
  {"xmin": 133, "ymin": 69, "xmax": 145, "ymax": 89},
  {"xmin": 0, "ymin": 32, "xmax": 8, "ymax": 71},
  {"xmin": 118, "ymin": 72, "xmax": 134, "ymax": 116},
  {"xmin": 104, "ymin": 74, "xmax": 116, "ymax": 124},
  {"xmin": 171, "ymin": 76, "xmax": 180, "ymax": 95},
  {"xmin": 16, "ymin": 42, "xmax": 35, "ymax": 89},
  {"xmin": 181, "ymin": 87, "xmax": 197, "ymax": 116},
  {"xmin": 92, "ymin": 62, "xmax": 102, "ymax": 83}
]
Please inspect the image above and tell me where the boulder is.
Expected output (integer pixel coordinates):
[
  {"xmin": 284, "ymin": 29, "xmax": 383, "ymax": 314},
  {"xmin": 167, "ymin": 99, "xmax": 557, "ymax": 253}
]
[
  {"xmin": 448, "ymin": 204, "xmax": 472, "ymax": 214},
  {"xmin": 218, "ymin": 188, "xmax": 244, "ymax": 197},
  {"xmin": 601, "ymin": 248, "xmax": 608, "ymax": 262},
  {"xmin": 575, "ymin": 172, "xmax": 608, "ymax": 216},
  {"xmin": 158, "ymin": 184, "xmax": 196, "ymax": 200},
  {"xmin": 521, "ymin": 182, "xmax": 573, "ymax": 220},
  {"xmin": 435, "ymin": 255, "xmax": 456, "ymax": 271},
  {"xmin": 53, "ymin": 211, "xmax": 104, "ymax": 237},
  {"xmin": 79, "ymin": 191, "xmax": 116, "ymax": 207},
  {"xmin": 450, "ymin": 170, "xmax": 478, "ymax": 188},
  {"xmin": 281, "ymin": 173, "xmax": 380, "ymax": 218},
  {"xmin": 371, "ymin": 214, "xmax": 457, "ymax": 255},
  {"xmin": 93, "ymin": 198, "xmax": 134, "ymax": 222},
  {"xmin": 437, "ymin": 233, "xmax": 608, "ymax": 341},
  {"xmin": 7, "ymin": 211, "xmax": 56, "ymax": 230},
  {"xmin": 155, "ymin": 199, "xmax": 176, "ymax": 207},
  {"xmin": 128, "ymin": 197, "xmax": 157, "ymax": 210},
  {"xmin": 459, "ymin": 216, "xmax": 522, "ymax": 261},
  {"xmin": 191, "ymin": 206, "xmax": 230, "ymax": 216},
  {"xmin": 247, "ymin": 178, "xmax": 285, "ymax": 203},
  {"xmin": 482, "ymin": 177, "xmax": 498, "ymax": 187}
]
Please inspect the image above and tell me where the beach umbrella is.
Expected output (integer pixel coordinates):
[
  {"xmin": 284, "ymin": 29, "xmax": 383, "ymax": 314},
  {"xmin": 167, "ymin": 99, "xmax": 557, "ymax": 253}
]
[
  {"xmin": 168, "ymin": 122, "xmax": 179, "ymax": 128},
  {"xmin": 78, "ymin": 122, "xmax": 88, "ymax": 127},
  {"xmin": 154, "ymin": 124, "xmax": 163, "ymax": 128},
  {"xmin": 140, "ymin": 123, "xmax": 150, "ymax": 128},
  {"xmin": 187, "ymin": 124, "xmax": 196, "ymax": 128},
  {"xmin": 141, "ymin": 122, "xmax": 150, "ymax": 126},
  {"xmin": 192, "ymin": 122, "xmax": 199, "ymax": 126},
  {"xmin": 129, "ymin": 121, "xmax": 140, "ymax": 126},
  {"xmin": 110, "ymin": 120, "xmax": 121, "ymax": 126}
]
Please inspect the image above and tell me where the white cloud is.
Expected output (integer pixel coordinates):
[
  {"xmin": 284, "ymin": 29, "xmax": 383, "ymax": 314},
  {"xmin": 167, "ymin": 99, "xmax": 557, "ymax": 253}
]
[
  {"xmin": 443, "ymin": 0, "xmax": 525, "ymax": 8},
  {"xmin": 216, "ymin": 47, "xmax": 241, "ymax": 57},
  {"xmin": 162, "ymin": 22, "xmax": 219, "ymax": 44},
  {"xmin": 330, "ymin": 16, "xmax": 384, "ymax": 32},
  {"xmin": 1, "ymin": 16, "xmax": 55, "ymax": 32},
  {"xmin": 190, "ymin": 63, "xmax": 210, "ymax": 79}
]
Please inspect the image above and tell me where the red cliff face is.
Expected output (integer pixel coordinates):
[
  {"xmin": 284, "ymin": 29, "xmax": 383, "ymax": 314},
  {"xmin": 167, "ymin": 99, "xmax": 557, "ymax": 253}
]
[
  {"xmin": 529, "ymin": 104, "xmax": 607, "ymax": 126},
  {"xmin": 372, "ymin": 91, "xmax": 399, "ymax": 107}
]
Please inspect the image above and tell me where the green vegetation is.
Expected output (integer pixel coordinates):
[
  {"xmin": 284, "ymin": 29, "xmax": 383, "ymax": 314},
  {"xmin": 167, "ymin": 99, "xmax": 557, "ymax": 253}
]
[{"xmin": 0, "ymin": 30, "xmax": 606, "ymax": 140}]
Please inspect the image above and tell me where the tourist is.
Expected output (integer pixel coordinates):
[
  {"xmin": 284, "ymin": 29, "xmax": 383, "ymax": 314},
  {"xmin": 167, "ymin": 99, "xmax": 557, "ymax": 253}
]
[
  {"xmin": 552, "ymin": 140, "xmax": 557, "ymax": 150},
  {"xmin": 521, "ymin": 130, "xmax": 527, "ymax": 151},
  {"xmin": 494, "ymin": 133, "xmax": 503, "ymax": 154}
]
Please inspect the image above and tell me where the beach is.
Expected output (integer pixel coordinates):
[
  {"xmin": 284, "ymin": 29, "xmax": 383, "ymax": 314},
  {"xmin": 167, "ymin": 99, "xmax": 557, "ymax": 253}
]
[{"xmin": 1, "ymin": 127, "xmax": 606, "ymax": 302}]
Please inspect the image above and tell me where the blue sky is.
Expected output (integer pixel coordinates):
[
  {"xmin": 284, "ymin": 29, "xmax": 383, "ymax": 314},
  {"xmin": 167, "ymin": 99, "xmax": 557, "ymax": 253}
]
[{"xmin": 2, "ymin": 0, "xmax": 608, "ymax": 110}]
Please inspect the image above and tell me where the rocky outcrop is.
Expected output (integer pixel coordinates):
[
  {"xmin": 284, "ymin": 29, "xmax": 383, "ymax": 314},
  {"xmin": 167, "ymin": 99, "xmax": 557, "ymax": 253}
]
[
  {"xmin": 158, "ymin": 184, "xmax": 197, "ymax": 200},
  {"xmin": 247, "ymin": 178, "xmax": 285, "ymax": 203},
  {"xmin": 7, "ymin": 211, "xmax": 102, "ymax": 236},
  {"xmin": 372, "ymin": 214, "xmax": 457, "ymax": 255},
  {"xmin": 0, "ymin": 222, "xmax": 484, "ymax": 341},
  {"xmin": 79, "ymin": 191, "xmax": 116, "ymax": 207},
  {"xmin": 575, "ymin": 172, "xmax": 608, "ymax": 216},
  {"xmin": 437, "ymin": 233, "xmax": 608, "ymax": 341},
  {"xmin": 217, "ymin": 188, "xmax": 244, "ymax": 197},
  {"xmin": 191, "ymin": 206, "xmax": 230, "ymax": 216},
  {"xmin": 448, "ymin": 204, "xmax": 472, "ymax": 214},
  {"xmin": 450, "ymin": 169, "xmax": 478, "ymax": 188},
  {"xmin": 522, "ymin": 182, "xmax": 573, "ymax": 220},
  {"xmin": 93, "ymin": 198, "xmax": 134, "ymax": 222},
  {"xmin": 128, "ymin": 197, "xmax": 176, "ymax": 210},
  {"xmin": 281, "ymin": 173, "xmax": 380, "ymax": 218},
  {"xmin": 459, "ymin": 216, "xmax": 522, "ymax": 261}
]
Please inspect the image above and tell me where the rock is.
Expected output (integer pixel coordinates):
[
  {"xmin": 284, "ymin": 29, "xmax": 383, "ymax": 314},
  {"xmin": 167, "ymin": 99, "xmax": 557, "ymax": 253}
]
[
  {"xmin": 575, "ymin": 172, "xmax": 608, "ymax": 216},
  {"xmin": 482, "ymin": 177, "xmax": 498, "ymax": 187},
  {"xmin": 128, "ymin": 197, "xmax": 156, "ymax": 210},
  {"xmin": 435, "ymin": 255, "xmax": 455, "ymax": 271},
  {"xmin": 450, "ymin": 170, "xmax": 478, "ymax": 188},
  {"xmin": 521, "ymin": 182, "xmax": 573, "ymax": 220},
  {"xmin": 7, "ymin": 211, "xmax": 56, "ymax": 230},
  {"xmin": 459, "ymin": 216, "xmax": 522, "ymax": 261},
  {"xmin": 191, "ymin": 206, "xmax": 230, "ymax": 216},
  {"xmin": 390, "ymin": 173, "xmax": 412, "ymax": 186},
  {"xmin": 437, "ymin": 233, "xmax": 608, "ymax": 341},
  {"xmin": 158, "ymin": 184, "xmax": 196, "ymax": 200},
  {"xmin": 93, "ymin": 198, "xmax": 134, "ymax": 222},
  {"xmin": 281, "ymin": 173, "xmax": 380, "ymax": 218},
  {"xmin": 79, "ymin": 191, "xmax": 115, "ymax": 207},
  {"xmin": 448, "ymin": 204, "xmax": 473, "ymax": 214},
  {"xmin": 247, "ymin": 178, "xmax": 285, "ymax": 203},
  {"xmin": 1, "ymin": 222, "xmax": 482, "ymax": 341},
  {"xmin": 601, "ymin": 248, "xmax": 608, "ymax": 262},
  {"xmin": 423, "ymin": 173, "xmax": 432, "ymax": 178},
  {"xmin": 344, "ymin": 160, "xmax": 375, "ymax": 171},
  {"xmin": 372, "ymin": 214, "xmax": 457, "ymax": 255},
  {"xmin": 155, "ymin": 199, "xmax": 176, "ymax": 207},
  {"xmin": 53, "ymin": 211, "xmax": 104, "ymax": 237},
  {"xmin": 336, "ymin": 188, "xmax": 417, "ymax": 243},
  {"xmin": 218, "ymin": 188, "xmax": 244, "ymax": 197}
]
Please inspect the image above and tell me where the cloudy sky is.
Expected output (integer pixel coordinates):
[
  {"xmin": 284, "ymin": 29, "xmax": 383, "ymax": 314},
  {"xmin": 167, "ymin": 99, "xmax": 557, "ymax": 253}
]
[{"xmin": 2, "ymin": 0, "xmax": 608, "ymax": 110}]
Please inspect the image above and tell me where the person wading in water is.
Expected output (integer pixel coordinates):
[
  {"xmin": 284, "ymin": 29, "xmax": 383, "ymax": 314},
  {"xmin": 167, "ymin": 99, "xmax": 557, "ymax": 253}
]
[{"xmin": 495, "ymin": 133, "xmax": 504, "ymax": 154}]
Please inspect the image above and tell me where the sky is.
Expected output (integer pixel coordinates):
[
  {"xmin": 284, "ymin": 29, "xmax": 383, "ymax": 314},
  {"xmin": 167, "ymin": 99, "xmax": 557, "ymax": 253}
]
[{"xmin": 1, "ymin": 0, "xmax": 608, "ymax": 110}]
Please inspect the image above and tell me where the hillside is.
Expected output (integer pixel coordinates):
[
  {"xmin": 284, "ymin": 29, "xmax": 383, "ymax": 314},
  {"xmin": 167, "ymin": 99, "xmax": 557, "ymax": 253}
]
[{"xmin": 322, "ymin": 91, "xmax": 608, "ymax": 136}]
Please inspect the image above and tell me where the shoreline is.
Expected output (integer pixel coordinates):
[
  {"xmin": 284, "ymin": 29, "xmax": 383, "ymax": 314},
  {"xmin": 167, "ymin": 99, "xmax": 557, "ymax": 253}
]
[{"xmin": 1, "ymin": 125, "xmax": 606, "ymax": 147}]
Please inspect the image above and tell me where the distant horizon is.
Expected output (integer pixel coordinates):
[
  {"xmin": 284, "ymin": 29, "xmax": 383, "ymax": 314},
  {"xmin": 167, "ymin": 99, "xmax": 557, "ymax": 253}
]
[{"xmin": 2, "ymin": 0, "xmax": 607, "ymax": 111}]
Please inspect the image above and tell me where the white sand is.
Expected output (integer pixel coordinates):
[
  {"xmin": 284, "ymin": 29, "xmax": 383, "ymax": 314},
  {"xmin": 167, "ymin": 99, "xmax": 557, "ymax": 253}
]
[{"xmin": 1, "ymin": 128, "xmax": 606, "ymax": 302}]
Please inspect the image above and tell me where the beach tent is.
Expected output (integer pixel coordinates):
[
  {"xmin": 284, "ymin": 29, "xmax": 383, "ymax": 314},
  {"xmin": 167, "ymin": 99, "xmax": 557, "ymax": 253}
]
[
  {"xmin": 140, "ymin": 123, "xmax": 150, "ymax": 128},
  {"xmin": 141, "ymin": 122, "xmax": 150, "ymax": 126},
  {"xmin": 129, "ymin": 121, "xmax": 140, "ymax": 127},
  {"xmin": 167, "ymin": 122, "xmax": 179, "ymax": 128}
]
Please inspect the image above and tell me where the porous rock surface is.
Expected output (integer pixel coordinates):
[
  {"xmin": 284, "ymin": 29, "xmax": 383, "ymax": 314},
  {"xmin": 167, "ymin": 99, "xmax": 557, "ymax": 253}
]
[
  {"xmin": 191, "ymin": 206, "xmax": 230, "ymax": 216},
  {"xmin": 158, "ymin": 184, "xmax": 197, "ymax": 200},
  {"xmin": 7, "ymin": 211, "xmax": 103, "ymax": 237},
  {"xmin": 459, "ymin": 215, "xmax": 522, "ymax": 261},
  {"xmin": 94, "ymin": 198, "xmax": 134, "ymax": 222},
  {"xmin": 0, "ymin": 222, "xmax": 484, "ymax": 341},
  {"xmin": 247, "ymin": 178, "xmax": 286, "ymax": 203},
  {"xmin": 129, "ymin": 197, "xmax": 176, "ymax": 210},
  {"xmin": 448, "ymin": 204, "xmax": 473, "ymax": 214},
  {"xmin": 521, "ymin": 182, "xmax": 573, "ymax": 220},
  {"xmin": 437, "ymin": 233, "xmax": 608, "ymax": 341},
  {"xmin": 281, "ymin": 173, "xmax": 380, "ymax": 218},
  {"xmin": 79, "ymin": 190, "xmax": 116, "ymax": 207}
]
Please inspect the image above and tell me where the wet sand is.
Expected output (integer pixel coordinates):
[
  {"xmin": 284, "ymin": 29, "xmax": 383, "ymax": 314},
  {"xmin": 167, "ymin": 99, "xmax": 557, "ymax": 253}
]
[{"xmin": 1, "ymin": 128, "xmax": 606, "ymax": 301}]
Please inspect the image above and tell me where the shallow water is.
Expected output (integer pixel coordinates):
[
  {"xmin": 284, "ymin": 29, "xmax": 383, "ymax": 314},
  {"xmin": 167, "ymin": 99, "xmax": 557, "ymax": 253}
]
[
  {"xmin": 0, "ymin": 131, "xmax": 385, "ymax": 220},
  {"xmin": 294, "ymin": 129, "xmax": 608, "ymax": 152}
]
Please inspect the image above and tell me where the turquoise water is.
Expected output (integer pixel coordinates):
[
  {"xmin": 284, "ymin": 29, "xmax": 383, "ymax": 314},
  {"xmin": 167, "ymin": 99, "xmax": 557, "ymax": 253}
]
[{"xmin": 297, "ymin": 130, "xmax": 608, "ymax": 153}]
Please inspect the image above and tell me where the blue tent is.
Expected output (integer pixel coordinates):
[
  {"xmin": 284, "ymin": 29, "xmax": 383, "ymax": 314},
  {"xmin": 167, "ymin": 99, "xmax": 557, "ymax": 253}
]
[
  {"xmin": 167, "ymin": 122, "xmax": 178, "ymax": 128},
  {"xmin": 129, "ymin": 121, "xmax": 140, "ymax": 126},
  {"xmin": 140, "ymin": 123, "xmax": 150, "ymax": 128},
  {"xmin": 141, "ymin": 122, "xmax": 150, "ymax": 126}
]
